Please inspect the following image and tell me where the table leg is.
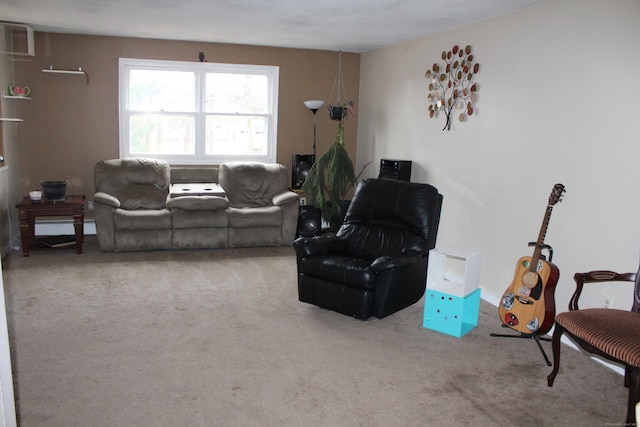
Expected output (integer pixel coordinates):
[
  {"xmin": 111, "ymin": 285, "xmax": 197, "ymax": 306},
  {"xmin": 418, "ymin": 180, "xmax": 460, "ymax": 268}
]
[
  {"xmin": 18, "ymin": 221, "xmax": 29, "ymax": 257},
  {"xmin": 17, "ymin": 208, "xmax": 30, "ymax": 257},
  {"xmin": 73, "ymin": 213, "xmax": 84, "ymax": 254}
]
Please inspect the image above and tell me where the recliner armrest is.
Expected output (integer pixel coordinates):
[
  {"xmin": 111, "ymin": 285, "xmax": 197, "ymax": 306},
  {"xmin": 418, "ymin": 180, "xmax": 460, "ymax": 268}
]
[
  {"xmin": 370, "ymin": 252, "xmax": 424, "ymax": 273},
  {"xmin": 94, "ymin": 192, "xmax": 121, "ymax": 208},
  {"xmin": 293, "ymin": 235, "xmax": 347, "ymax": 257},
  {"xmin": 272, "ymin": 191, "xmax": 299, "ymax": 206}
]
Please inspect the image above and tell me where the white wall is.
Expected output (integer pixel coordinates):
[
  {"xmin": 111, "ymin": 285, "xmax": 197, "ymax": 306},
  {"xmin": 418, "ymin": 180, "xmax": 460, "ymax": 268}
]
[
  {"xmin": 1, "ymin": 52, "xmax": 23, "ymax": 257},
  {"xmin": 357, "ymin": 0, "xmax": 640, "ymax": 312}
]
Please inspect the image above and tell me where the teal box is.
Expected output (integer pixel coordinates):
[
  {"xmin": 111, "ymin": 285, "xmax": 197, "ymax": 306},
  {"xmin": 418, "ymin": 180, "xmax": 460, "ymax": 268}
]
[{"xmin": 423, "ymin": 288, "xmax": 481, "ymax": 337}]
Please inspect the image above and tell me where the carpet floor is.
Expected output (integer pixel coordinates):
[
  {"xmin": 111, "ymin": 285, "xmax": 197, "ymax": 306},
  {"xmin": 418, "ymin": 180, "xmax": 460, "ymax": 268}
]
[{"xmin": 1, "ymin": 236, "xmax": 629, "ymax": 426}]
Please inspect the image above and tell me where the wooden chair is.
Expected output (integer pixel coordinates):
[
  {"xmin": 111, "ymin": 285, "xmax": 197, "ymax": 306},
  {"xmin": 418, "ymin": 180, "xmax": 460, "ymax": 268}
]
[{"xmin": 547, "ymin": 266, "xmax": 640, "ymax": 425}]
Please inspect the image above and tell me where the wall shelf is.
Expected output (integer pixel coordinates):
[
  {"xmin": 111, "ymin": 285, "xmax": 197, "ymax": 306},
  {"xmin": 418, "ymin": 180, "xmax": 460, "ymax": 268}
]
[
  {"xmin": 2, "ymin": 90, "xmax": 30, "ymax": 100},
  {"xmin": 42, "ymin": 66, "xmax": 90, "ymax": 85},
  {"xmin": 0, "ymin": 118, "xmax": 23, "ymax": 122}
]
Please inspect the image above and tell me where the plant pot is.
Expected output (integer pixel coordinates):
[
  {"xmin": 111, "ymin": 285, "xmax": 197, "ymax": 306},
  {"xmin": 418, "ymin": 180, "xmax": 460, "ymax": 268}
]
[
  {"xmin": 328, "ymin": 105, "xmax": 346, "ymax": 121},
  {"xmin": 41, "ymin": 181, "xmax": 67, "ymax": 201},
  {"xmin": 326, "ymin": 199, "xmax": 351, "ymax": 231}
]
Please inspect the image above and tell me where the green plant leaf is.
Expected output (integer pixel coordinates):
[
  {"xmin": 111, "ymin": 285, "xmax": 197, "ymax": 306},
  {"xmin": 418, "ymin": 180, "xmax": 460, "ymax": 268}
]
[
  {"xmin": 301, "ymin": 117, "xmax": 356, "ymax": 221},
  {"xmin": 465, "ymin": 45, "xmax": 471, "ymax": 54}
]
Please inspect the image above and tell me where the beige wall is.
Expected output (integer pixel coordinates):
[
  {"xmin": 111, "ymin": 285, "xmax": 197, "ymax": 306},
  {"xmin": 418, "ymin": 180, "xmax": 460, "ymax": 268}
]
[
  {"xmin": 10, "ymin": 33, "xmax": 360, "ymax": 218},
  {"xmin": 357, "ymin": 0, "xmax": 640, "ymax": 311}
]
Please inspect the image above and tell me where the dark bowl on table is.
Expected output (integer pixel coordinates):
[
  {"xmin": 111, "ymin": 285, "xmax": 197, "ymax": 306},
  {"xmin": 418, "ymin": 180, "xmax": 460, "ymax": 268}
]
[{"xmin": 41, "ymin": 181, "xmax": 67, "ymax": 201}]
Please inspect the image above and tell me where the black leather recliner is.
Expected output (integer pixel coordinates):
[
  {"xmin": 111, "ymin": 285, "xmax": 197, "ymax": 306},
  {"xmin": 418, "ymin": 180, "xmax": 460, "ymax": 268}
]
[{"xmin": 293, "ymin": 178, "xmax": 443, "ymax": 319}]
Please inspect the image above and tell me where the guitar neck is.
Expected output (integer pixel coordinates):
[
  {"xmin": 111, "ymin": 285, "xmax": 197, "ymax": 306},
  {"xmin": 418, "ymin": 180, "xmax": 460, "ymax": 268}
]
[{"xmin": 529, "ymin": 204, "xmax": 554, "ymax": 272}]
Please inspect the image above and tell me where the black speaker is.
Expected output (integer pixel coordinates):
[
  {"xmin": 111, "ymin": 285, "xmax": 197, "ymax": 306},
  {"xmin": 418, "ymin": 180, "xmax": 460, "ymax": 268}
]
[
  {"xmin": 297, "ymin": 205, "xmax": 322, "ymax": 237},
  {"xmin": 292, "ymin": 154, "xmax": 315, "ymax": 189},
  {"xmin": 378, "ymin": 159, "xmax": 412, "ymax": 181}
]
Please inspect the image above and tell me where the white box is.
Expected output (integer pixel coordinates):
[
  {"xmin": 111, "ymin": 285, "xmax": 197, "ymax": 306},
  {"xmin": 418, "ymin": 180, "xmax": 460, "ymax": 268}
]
[{"xmin": 426, "ymin": 246, "xmax": 483, "ymax": 297}]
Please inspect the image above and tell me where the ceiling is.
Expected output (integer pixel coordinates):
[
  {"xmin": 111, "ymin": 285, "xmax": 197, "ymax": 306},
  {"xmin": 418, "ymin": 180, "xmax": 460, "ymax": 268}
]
[{"xmin": 1, "ymin": 0, "xmax": 548, "ymax": 53}]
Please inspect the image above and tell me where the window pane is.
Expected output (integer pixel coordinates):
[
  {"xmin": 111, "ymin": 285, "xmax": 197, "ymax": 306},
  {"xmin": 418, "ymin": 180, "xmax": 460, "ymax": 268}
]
[
  {"xmin": 206, "ymin": 115, "xmax": 267, "ymax": 155},
  {"xmin": 130, "ymin": 70, "xmax": 195, "ymax": 112},
  {"xmin": 130, "ymin": 114, "xmax": 195, "ymax": 154},
  {"xmin": 205, "ymin": 73, "xmax": 268, "ymax": 114}
]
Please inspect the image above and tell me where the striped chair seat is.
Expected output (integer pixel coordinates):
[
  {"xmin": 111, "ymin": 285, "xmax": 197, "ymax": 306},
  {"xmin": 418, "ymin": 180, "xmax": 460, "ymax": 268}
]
[
  {"xmin": 547, "ymin": 268, "xmax": 640, "ymax": 426},
  {"xmin": 555, "ymin": 309, "xmax": 640, "ymax": 367}
]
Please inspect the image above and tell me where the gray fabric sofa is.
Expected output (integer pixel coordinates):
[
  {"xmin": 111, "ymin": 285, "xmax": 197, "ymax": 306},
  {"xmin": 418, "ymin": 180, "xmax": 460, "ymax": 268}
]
[{"xmin": 93, "ymin": 158, "xmax": 299, "ymax": 252}]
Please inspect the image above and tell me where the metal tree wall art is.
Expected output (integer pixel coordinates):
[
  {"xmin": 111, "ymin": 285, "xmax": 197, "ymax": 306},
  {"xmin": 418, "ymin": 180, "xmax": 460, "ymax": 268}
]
[{"xmin": 425, "ymin": 44, "xmax": 480, "ymax": 131}]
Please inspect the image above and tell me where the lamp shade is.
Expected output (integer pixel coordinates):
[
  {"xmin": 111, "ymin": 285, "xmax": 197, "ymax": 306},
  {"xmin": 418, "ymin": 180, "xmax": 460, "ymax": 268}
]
[{"xmin": 304, "ymin": 100, "xmax": 324, "ymax": 110}]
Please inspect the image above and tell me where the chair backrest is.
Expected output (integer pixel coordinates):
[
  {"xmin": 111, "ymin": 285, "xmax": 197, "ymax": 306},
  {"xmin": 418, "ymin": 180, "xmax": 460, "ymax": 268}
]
[
  {"xmin": 337, "ymin": 179, "xmax": 443, "ymax": 258},
  {"xmin": 633, "ymin": 264, "xmax": 640, "ymax": 313},
  {"xmin": 572, "ymin": 265, "xmax": 640, "ymax": 313}
]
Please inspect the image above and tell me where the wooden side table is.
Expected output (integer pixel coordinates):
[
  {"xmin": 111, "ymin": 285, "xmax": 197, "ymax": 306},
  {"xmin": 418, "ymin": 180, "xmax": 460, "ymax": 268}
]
[{"xmin": 16, "ymin": 195, "xmax": 85, "ymax": 256}]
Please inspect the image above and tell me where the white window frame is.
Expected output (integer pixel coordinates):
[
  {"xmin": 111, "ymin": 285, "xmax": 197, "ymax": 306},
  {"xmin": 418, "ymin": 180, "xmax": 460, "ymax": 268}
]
[{"xmin": 119, "ymin": 58, "xmax": 279, "ymax": 165}]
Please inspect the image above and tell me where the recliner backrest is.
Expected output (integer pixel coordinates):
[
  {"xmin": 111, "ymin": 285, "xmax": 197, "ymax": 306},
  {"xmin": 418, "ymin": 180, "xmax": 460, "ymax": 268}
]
[
  {"xmin": 218, "ymin": 162, "xmax": 288, "ymax": 208},
  {"xmin": 337, "ymin": 179, "xmax": 442, "ymax": 259},
  {"xmin": 94, "ymin": 158, "xmax": 170, "ymax": 210}
]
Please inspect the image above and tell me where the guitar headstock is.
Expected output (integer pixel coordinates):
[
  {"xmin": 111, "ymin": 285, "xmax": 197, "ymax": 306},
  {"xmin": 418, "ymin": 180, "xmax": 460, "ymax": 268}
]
[{"xmin": 549, "ymin": 183, "xmax": 566, "ymax": 205}]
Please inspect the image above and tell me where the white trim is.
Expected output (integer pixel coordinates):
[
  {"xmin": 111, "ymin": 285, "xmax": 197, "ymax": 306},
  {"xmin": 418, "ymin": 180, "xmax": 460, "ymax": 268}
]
[{"xmin": 118, "ymin": 58, "xmax": 279, "ymax": 165}]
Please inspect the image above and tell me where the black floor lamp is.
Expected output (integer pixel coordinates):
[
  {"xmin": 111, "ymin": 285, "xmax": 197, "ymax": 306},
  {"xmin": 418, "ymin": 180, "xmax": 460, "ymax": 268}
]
[{"xmin": 303, "ymin": 100, "xmax": 324, "ymax": 158}]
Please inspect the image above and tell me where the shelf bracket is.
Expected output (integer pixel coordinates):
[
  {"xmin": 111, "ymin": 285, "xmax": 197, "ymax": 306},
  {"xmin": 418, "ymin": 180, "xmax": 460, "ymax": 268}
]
[{"xmin": 42, "ymin": 66, "xmax": 90, "ymax": 85}]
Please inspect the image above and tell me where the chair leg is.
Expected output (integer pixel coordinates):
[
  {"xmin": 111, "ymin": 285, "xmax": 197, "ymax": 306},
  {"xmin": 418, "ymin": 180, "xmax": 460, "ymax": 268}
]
[
  {"xmin": 626, "ymin": 367, "xmax": 640, "ymax": 426},
  {"xmin": 547, "ymin": 324, "xmax": 564, "ymax": 386}
]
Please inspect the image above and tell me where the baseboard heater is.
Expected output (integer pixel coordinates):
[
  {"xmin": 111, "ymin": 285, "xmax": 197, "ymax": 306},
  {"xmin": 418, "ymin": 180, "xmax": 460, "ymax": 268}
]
[{"xmin": 34, "ymin": 219, "xmax": 96, "ymax": 236}]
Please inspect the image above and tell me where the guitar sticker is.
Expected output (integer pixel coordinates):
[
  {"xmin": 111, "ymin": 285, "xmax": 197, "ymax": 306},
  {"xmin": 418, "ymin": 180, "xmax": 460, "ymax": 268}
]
[
  {"xmin": 502, "ymin": 292, "xmax": 515, "ymax": 310},
  {"xmin": 504, "ymin": 312, "xmax": 518, "ymax": 327},
  {"xmin": 526, "ymin": 317, "xmax": 539, "ymax": 332}
]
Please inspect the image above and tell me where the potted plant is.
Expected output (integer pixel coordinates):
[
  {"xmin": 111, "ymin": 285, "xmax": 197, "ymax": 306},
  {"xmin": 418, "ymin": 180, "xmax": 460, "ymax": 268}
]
[{"xmin": 302, "ymin": 101, "xmax": 367, "ymax": 230}]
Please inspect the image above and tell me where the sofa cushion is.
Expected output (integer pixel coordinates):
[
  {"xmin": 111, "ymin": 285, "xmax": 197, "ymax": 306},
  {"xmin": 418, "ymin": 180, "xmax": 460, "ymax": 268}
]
[
  {"xmin": 114, "ymin": 208, "xmax": 171, "ymax": 230},
  {"xmin": 166, "ymin": 196, "xmax": 229, "ymax": 211},
  {"xmin": 172, "ymin": 209, "xmax": 229, "ymax": 229},
  {"xmin": 218, "ymin": 162, "xmax": 289, "ymax": 208},
  {"xmin": 228, "ymin": 206, "xmax": 282, "ymax": 228}
]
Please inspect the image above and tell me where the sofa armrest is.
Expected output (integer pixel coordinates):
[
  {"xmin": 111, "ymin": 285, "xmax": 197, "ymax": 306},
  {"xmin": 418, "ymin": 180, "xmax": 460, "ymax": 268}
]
[
  {"xmin": 293, "ymin": 235, "xmax": 347, "ymax": 257},
  {"xmin": 272, "ymin": 191, "xmax": 299, "ymax": 206},
  {"xmin": 94, "ymin": 192, "xmax": 121, "ymax": 208},
  {"xmin": 370, "ymin": 251, "xmax": 424, "ymax": 273}
]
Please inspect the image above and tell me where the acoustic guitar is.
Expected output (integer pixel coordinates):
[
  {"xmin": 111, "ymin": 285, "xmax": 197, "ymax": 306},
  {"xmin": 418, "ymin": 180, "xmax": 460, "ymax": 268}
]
[{"xmin": 498, "ymin": 184, "xmax": 565, "ymax": 335}]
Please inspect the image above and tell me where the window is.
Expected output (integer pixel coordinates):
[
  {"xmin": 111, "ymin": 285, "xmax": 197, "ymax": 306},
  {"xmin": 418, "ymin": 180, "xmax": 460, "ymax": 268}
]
[{"xmin": 119, "ymin": 58, "xmax": 279, "ymax": 164}]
